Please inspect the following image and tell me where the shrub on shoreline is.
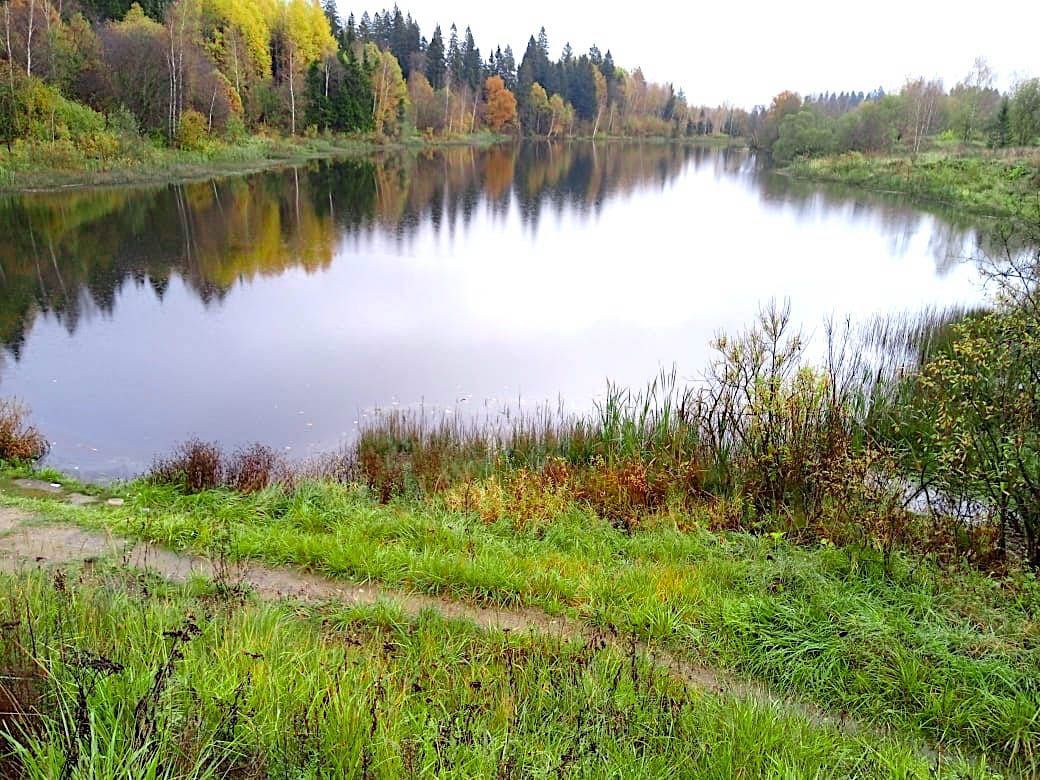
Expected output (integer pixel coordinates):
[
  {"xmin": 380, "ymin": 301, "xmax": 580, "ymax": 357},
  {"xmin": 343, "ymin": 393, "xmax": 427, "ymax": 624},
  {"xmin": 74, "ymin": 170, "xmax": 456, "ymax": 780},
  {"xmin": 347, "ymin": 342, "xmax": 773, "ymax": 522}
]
[
  {"xmin": 150, "ymin": 439, "xmax": 282, "ymax": 495},
  {"xmin": 0, "ymin": 400, "xmax": 49, "ymax": 463}
]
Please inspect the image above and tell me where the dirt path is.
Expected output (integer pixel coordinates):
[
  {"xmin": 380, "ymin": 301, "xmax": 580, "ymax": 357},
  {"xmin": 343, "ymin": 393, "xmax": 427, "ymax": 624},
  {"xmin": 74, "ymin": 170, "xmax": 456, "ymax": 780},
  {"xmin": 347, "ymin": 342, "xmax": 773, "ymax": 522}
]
[{"xmin": 0, "ymin": 507, "xmax": 930, "ymax": 756}]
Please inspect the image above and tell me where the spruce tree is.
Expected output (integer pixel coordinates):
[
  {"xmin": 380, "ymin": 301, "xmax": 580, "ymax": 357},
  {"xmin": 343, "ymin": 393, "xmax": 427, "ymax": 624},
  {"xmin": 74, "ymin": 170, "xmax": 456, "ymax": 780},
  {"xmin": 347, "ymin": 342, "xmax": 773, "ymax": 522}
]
[
  {"xmin": 500, "ymin": 46, "xmax": 517, "ymax": 91},
  {"xmin": 389, "ymin": 6, "xmax": 410, "ymax": 76},
  {"xmin": 322, "ymin": 0, "xmax": 341, "ymax": 41},
  {"xmin": 426, "ymin": 25, "xmax": 447, "ymax": 90},
  {"xmin": 516, "ymin": 36, "xmax": 540, "ymax": 127},
  {"xmin": 989, "ymin": 97, "xmax": 1011, "ymax": 148},
  {"xmin": 567, "ymin": 57, "xmax": 597, "ymax": 121},
  {"xmin": 447, "ymin": 24, "xmax": 463, "ymax": 89},
  {"xmin": 462, "ymin": 27, "xmax": 482, "ymax": 91},
  {"xmin": 518, "ymin": 37, "xmax": 538, "ymax": 91},
  {"xmin": 344, "ymin": 13, "xmax": 356, "ymax": 48}
]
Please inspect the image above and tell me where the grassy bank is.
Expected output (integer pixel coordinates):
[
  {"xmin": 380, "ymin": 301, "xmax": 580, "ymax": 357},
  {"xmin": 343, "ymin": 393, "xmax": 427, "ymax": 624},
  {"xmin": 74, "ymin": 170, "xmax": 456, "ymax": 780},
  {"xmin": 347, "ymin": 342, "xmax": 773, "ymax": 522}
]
[
  {"xmin": 2, "ymin": 474, "xmax": 1036, "ymax": 774},
  {"xmin": 0, "ymin": 563, "xmax": 978, "ymax": 778},
  {"xmin": 782, "ymin": 149, "xmax": 1040, "ymax": 220},
  {"xmin": 0, "ymin": 131, "xmax": 509, "ymax": 194}
]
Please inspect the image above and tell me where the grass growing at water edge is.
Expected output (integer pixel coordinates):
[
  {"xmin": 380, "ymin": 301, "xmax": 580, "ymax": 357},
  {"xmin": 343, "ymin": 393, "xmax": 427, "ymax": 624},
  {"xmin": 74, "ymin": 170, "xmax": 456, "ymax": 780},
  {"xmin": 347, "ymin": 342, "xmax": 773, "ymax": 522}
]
[
  {"xmin": 783, "ymin": 149, "xmax": 1040, "ymax": 220},
  {"xmin": 0, "ymin": 131, "xmax": 510, "ymax": 193}
]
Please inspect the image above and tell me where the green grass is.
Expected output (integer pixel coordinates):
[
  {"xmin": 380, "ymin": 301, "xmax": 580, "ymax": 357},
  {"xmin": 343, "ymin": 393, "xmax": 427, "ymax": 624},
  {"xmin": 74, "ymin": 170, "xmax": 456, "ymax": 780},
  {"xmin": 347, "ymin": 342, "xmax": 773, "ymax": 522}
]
[
  {"xmin": 782, "ymin": 150, "xmax": 1040, "ymax": 221},
  {"xmin": 0, "ymin": 131, "xmax": 509, "ymax": 193},
  {"xmin": 6, "ymin": 479, "xmax": 1038, "ymax": 772},
  {"xmin": 0, "ymin": 566, "xmax": 987, "ymax": 778}
]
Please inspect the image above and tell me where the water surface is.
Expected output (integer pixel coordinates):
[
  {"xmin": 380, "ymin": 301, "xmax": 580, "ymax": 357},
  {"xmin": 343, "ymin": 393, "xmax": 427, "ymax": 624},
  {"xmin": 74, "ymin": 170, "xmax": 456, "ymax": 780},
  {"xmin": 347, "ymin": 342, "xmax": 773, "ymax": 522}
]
[{"xmin": 0, "ymin": 142, "xmax": 987, "ymax": 477}]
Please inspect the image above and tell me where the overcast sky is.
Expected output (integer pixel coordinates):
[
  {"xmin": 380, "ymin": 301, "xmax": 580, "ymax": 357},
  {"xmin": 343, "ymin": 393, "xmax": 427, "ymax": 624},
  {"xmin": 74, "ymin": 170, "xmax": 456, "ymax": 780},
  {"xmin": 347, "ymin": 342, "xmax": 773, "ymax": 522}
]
[{"xmin": 347, "ymin": 1, "xmax": 1039, "ymax": 107}]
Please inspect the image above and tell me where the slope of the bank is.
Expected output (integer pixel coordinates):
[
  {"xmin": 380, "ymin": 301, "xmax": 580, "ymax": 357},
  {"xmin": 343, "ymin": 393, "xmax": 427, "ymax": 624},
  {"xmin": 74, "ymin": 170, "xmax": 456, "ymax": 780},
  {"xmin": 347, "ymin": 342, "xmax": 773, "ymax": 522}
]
[
  {"xmin": 782, "ymin": 150, "xmax": 1040, "ymax": 220},
  {"xmin": 0, "ymin": 132, "xmax": 509, "ymax": 194}
]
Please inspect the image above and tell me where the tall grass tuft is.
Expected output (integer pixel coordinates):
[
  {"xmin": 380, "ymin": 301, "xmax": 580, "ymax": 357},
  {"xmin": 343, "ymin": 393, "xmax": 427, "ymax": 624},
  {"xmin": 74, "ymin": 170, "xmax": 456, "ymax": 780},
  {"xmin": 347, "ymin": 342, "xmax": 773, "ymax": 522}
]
[
  {"xmin": 0, "ymin": 400, "xmax": 49, "ymax": 463},
  {"xmin": 150, "ymin": 439, "xmax": 225, "ymax": 494},
  {"xmin": 226, "ymin": 443, "xmax": 280, "ymax": 494},
  {"xmin": 151, "ymin": 440, "xmax": 285, "ymax": 495}
]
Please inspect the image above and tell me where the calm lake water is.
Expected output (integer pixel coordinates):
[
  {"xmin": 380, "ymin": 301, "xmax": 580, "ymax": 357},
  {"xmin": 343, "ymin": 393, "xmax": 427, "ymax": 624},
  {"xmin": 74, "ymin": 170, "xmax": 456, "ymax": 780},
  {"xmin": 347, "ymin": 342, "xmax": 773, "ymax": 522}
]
[{"xmin": 0, "ymin": 142, "xmax": 988, "ymax": 478}]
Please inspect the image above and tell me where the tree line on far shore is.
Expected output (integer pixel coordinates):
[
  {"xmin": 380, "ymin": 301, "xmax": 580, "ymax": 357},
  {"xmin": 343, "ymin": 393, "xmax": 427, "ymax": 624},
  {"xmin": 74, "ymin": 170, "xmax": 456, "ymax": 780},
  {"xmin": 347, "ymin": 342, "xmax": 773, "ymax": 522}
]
[
  {"xmin": 0, "ymin": 1, "xmax": 1038, "ymax": 158},
  {"xmin": 756, "ymin": 59, "xmax": 1040, "ymax": 162},
  {"xmin": 0, "ymin": 0, "xmax": 740, "ymax": 151}
]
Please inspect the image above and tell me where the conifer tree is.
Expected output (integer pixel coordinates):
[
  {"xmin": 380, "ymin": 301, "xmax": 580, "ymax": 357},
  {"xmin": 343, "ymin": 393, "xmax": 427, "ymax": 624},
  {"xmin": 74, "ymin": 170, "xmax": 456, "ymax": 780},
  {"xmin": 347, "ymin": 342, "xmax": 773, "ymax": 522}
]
[
  {"xmin": 462, "ymin": 26, "xmax": 481, "ymax": 91},
  {"xmin": 425, "ymin": 24, "xmax": 446, "ymax": 89},
  {"xmin": 499, "ymin": 45, "xmax": 516, "ymax": 91},
  {"xmin": 989, "ymin": 97, "xmax": 1010, "ymax": 148},
  {"xmin": 447, "ymin": 23, "xmax": 462, "ymax": 88},
  {"xmin": 321, "ymin": 0, "xmax": 340, "ymax": 41},
  {"xmin": 344, "ymin": 12, "xmax": 356, "ymax": 48}
]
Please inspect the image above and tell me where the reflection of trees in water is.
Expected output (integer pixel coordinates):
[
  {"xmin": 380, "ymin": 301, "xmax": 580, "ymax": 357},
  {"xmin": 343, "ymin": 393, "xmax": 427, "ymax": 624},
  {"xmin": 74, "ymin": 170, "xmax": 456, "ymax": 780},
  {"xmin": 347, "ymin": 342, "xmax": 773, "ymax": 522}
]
[
  {"xmin": 0, "ymin": 143, "xmax": 697, "ymax": 360},
  {"xmin": 749, "ymin": 162, "xmax": 988, "ymax": 274},
  {"xmin": 0, "ymin": 142, "xmax": 1001, "ymax": 363},
  {"xmin": 511, "ymin": 142, "xmax": 695, "ymax": 230},
  {"xmin": 0, "ymin": 171, "xmax": 347, "ymax": 357}
]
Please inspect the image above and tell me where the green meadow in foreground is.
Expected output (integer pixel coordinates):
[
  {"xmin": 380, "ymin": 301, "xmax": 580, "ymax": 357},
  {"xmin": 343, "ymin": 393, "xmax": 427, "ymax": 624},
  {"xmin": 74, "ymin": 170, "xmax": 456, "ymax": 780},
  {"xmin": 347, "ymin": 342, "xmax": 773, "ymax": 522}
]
[
  {"xmin": 0, "ymin": 565, "xmax": 992, "ymax": 779},
  {"xmin": 4, "ymin": 477, "xmax": 1038, "ymax": 775}
]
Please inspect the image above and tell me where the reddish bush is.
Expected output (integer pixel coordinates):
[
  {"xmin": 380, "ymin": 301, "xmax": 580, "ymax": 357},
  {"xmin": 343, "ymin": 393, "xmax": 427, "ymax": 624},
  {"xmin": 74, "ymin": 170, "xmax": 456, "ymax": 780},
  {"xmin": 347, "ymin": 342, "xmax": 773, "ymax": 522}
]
[
  {"xmin": 571, "ymin": 459, "xmax": 670, "ymax": 531},
  {"xmin": 150, "ymin": 439, "xmax": 223, "ymax": 493},
  {"xmin": 0, "ymin": 400, "xmax": 49, "ymax": 462},
  {"xmin": 226, "ymin": 443, "xmax": 281, "ymax": 494}
]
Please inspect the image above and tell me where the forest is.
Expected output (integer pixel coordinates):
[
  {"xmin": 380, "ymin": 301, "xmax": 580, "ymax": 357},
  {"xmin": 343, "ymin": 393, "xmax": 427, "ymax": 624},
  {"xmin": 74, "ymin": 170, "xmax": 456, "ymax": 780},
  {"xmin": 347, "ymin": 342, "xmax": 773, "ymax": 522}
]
[
  {"xmin": 0, "ymin": 0, "xmax": 725, "ymax": 155},
  {"xmin": 1, "ymin": 0, "xmax": 1038, "ymax": 179},
  {"xmin": 757, "ymin": 62, "xmax": 1040, "ymax": 162}
]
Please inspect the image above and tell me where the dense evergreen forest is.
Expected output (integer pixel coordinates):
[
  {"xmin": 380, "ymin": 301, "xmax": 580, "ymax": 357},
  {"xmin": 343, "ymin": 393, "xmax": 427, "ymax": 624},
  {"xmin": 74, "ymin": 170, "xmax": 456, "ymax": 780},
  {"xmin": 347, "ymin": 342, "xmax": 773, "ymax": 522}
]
[{"xmin": 0, "ymin": 0, "xmax": 1038, "ymax": 160}]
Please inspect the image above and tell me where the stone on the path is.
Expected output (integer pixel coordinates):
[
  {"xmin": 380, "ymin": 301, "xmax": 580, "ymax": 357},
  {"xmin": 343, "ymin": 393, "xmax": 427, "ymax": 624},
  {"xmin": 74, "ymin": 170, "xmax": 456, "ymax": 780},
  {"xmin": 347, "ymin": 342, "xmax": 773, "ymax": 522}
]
[
  {"xmin": 13, "ymin": 479, "xmax": 63, "ymax": 494},
  {"xmin": 106, "ymin": 498, "xmax": 126, "ymax": 507},
  {"xmin": 67, "ymin": 493, "xmax": 99, "ymax": 506}
]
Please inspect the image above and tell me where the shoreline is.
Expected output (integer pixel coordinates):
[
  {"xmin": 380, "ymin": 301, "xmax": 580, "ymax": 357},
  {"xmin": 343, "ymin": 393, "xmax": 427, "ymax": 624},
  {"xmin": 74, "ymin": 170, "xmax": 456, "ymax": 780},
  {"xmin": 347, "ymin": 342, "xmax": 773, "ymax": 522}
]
[
  {"xmin": 0, "ymin": 132, "xmax": 511, "ymax": 195},
  {"xmin": 779, "ymin": 149, "xmax": 1040, "ymax": 222},
  {"xmin": 1, "ymin": 133, "xmax": 746, "ymax": 195}
]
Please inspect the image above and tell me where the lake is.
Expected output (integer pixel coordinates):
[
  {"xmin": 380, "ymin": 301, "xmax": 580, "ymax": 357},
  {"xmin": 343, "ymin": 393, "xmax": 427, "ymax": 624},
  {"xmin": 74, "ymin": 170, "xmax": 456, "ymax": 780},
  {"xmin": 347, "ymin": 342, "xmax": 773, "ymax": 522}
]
[{"xmin": 0, "ymin": 142, "xmax": 988, "ymax": 478}]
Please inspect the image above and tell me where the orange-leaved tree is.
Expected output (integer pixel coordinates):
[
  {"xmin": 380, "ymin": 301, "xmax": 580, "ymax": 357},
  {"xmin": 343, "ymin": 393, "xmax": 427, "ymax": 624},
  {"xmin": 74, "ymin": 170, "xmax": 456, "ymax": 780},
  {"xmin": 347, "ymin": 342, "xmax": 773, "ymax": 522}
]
[{"xmin": 483, "ymin": 75, "xmax": 517, "ymax": 132}]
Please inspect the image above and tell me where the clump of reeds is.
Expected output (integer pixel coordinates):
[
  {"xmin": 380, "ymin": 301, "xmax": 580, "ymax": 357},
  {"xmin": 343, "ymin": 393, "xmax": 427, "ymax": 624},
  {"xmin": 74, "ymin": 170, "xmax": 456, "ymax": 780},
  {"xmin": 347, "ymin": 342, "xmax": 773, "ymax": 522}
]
[
  {"xmin": 151, "ymin": 440, "xmax": 281, "ymax": 494},
  {"xmin": 0, "ymin": 399, "xmax": 49, "ymax": 462},
  {"xmin": 351, "ymin": 302, "xmax": 999, "ymax": 567},
  {"xmin": 226, "ymin": 443, "xmax": 280, "ymax": 493},
  {"xmin": 151, "ymin": 439, "xmax": 224, "ymax": 493}
]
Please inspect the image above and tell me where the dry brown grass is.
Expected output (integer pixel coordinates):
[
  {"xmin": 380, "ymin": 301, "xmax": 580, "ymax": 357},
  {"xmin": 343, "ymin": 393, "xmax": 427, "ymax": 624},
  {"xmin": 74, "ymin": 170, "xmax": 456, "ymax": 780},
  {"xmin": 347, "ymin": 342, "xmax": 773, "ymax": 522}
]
[
  {"xmin": 150, "ymin": 439, "xmax": 224, "ymax": 493},
  {"xmin": 151, "ymin": 440, "xmax": 285, "ymax": 495},
  {"xmin": 0, "ymin": 400, "xmax": 49, "ymax": 463},
  {"xmin": 226, "ymin": 444, "xmax": 280, "ymax": 494}
]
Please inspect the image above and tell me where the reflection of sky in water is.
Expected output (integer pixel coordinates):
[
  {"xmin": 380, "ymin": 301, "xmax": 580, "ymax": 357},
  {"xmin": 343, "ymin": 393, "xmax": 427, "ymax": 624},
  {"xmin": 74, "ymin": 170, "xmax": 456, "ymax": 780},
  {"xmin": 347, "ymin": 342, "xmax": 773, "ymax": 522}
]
[{"xmin": 0, "ymin": 145, "xmax": 987, "ymax": 478}]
